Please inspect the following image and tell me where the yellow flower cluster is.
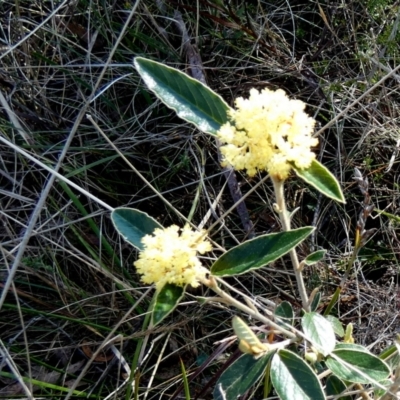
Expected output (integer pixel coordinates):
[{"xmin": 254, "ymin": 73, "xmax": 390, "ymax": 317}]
[
  {"xmin": 134, "ymin": 225, "xmax": 212, "ymax": 290},
  {"xmin": 217, "ymin": 88, "xmax": 318, "ymax": 180}
]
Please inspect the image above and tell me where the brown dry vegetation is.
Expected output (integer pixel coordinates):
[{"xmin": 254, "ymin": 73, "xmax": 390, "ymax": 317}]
[{"xmin": 1, "ymin": 0, "xmax": 400, "ymax": 399}]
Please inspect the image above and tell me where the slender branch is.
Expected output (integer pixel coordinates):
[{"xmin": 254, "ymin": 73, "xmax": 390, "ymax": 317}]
[
  {"xmin": 202, "ymin": 276, "xmax": 298, "ymax": 339},
  {"xmin": 271, "ymin": 177, "xmax": 310, "ymax": 311}
]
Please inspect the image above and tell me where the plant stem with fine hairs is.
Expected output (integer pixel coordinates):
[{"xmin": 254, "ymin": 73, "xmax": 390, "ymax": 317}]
[{"xmin": 271, "ymin": 177, "xmax": 310, "ymax": 312}]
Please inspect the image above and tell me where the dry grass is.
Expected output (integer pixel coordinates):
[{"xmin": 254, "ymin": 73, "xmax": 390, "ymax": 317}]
[{"xmin": 1, "ymin": 0, "xmax": 400, "ymax": 398}]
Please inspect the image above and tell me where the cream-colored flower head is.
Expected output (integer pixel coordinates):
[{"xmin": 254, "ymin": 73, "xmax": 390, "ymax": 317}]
[
  {"xmin": 217, "ymin": 88, "xmax": 318, "ymax": 180},
  {"xmin": 134, "ymin": 225, "xmax": 212, "ymax": 290}
]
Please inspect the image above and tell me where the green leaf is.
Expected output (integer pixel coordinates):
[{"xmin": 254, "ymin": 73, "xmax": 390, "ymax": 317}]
[
  {"xmin": 275, "ymin": 301, "xmax": 294, "ymax": 326},
  {"xmin": 179, "ymin": 357, "xmax": 191, "ymax": 400},
  {"xmin": 374, "ymin": 378, "xmax": 392, "ymax": 398},
  {"xmin": 304, "ymin": 250, "xmax": 326, "ymax": 265},
  {"xmin": 310, "ymin": 291, "xmax": 321, "ymax": 312},
  {"xmin": 325, "ymin": 375, "xmax": 351, "ymax": 400},
  {"xmin": 232, "ymin": 316, "xmax": 268, "ymax": 356},
  {"xmin": 134, "ymin": 57, "xmax": 230, "ymax": 135},
  {"xmin": 294, "ymin": 160, "xmax": 345, "ymax": 203},
  {"xmin": 211, "ymin": 227, "xmax": 314, "ymax": 276},
  {"xmin": 335, "ymin": 343, "xmax": 368, "ymax": 352},
  {"xmin": 302, "ymin": 313, "xmax": 336, "ymax": 356},
  {"xmin": 214, "ymin": 352, "xmax": 273, "ymax": 400},
  {"xmin": 270, "ymin": 349, "xmax": 325, "ymax": 400},
  {"xmin": 325, "ymin": 315, "xmax": 344, "ymax": 337},
  {"xmin": 152, "ymin": 283, "xmax": 185, "ymax": 326},
  {"xmin": 323, "ymin": 286, "xmax": 341, "ymax": 316},
  {"xmin": 379, "ymin": 344, "xmax": 400, "ymax": 370},
  {"xmin": 379, "ymin": 344, "xmax": 397, "ymax": 360},
  {"xmin": 326, "ymin": 349, "xmax": 390, "ymax": 384},
  {"xmin": 111, "ymin": 208, "xmax": 162, "ymax": 251}
]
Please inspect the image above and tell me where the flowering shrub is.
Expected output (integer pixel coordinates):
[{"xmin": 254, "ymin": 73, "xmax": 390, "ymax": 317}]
[{"xmin": 110, "ymin": 57, "xmax": 395, "ymax": 400}]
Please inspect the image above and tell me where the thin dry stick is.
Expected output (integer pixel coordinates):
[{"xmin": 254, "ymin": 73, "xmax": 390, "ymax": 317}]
[
  {"xmin": 0, "ymin": 90, "xmax": 32, "ymax": 143},
  {"xmin": 174, "ymin": 9, "xmax": 255, "ymax": 238},
  {"xmin": 86, "ymin": 114, "xmax": 227, "ymax": 252},
  {"xmin": 64, "ymin": 288, "xmax": 152, "ymax": 400},
  {"xmin": 206, "ymin": 174, "xmax": 271, "ymax": 235},
  {"xmin": 2, "ymin": 252, "xmax": 34, "ymax": 395},
  {"xmin": 315, "ymin": 61, "xmax": 400, "ymax": 136},
  {"xmin": 0, "ymin": 135, "xmax": 113, "ymax": 211},
  {"xmin": 0, "ymin": 0, "xmax": 141, "ymax": 313},
  {"xmin": 0, "ymin": 138, "xmax": 75, "ymax": 311},
  {"xmin": 0, "ymin": 1, "xmax": 69, "ymax": 61},
  {"xmin": 143, "ymin": 332, "xmax": 171, "ymax": 400},
  {"xmin": 0, "ymin": 340, "xmax": 33, "ymax": 399},
  {"xmin": 86, "ymin": 115, "xmax": 189, "ymax": 224},
  {"xmin": 206, "ymin": 276, "xmax": 297, "ymax": 339}
]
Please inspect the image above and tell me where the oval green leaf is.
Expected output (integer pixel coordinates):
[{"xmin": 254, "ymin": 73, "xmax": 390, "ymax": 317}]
[
  {"xmin": 211, "ymin": 227, "xmax": 314, "ymax": 276},
  {"xmin": 134, "ymin": 57, "xmax": 230, "ymax": 135},
  {"xmin": 326, "ymin": 349, "xmax": 390, "ymax": 384},
  {"xmin": 334, "ymin": 343, "xmax": 368, "ymax": 352},
  {"xmin": 325, "ymin": 375, "xmax": 351, "ymax": 400},
  {"xmin": 270, "ymin": 349, "xmax": 325, "ymax": 400},
  {"xmin": 379, "ymin": 344, "xmax": 400, "ymax": 370},
  {"xmin": 304, "ymin": 249, "xmax": 326, "ymax": 265},
  {"xmin": 302, "ymin": 312, "xmax": 336, "ymax": 356},
  {"xmin": 275, "ymin": 301, "xmax": 294, "ymax": 327},
  {"xmin": 111, "ymin": 208, "xmax": 162, "ymax": 251},
  {"xmin": 152, "ymin": 283, "xmax": 185, "ymax": 326},
  {"xmin": 232, "ymin": 316, "xmax": 268, "ymax": 351},
  {"xmin": 310, "ymin": 291, "xmax": 321, "ymax": 312},
  {"xmin": 325, "ymin": 315, "xmax": 344, "ymax": 338},
  {"xmin": 214, "ymin": 352, "xmax": 273, "ymax": 400},
  {"xmin": 294, "ymin": 160, "xmax": 345, "ymax": 203},
  {"xmin": 374, "ymin": 378, "xmax": 392, "ymax": 398}
]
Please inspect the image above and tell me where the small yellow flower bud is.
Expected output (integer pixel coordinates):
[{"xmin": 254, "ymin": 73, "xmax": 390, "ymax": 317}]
[{"xmin": 344, "ymin": 323, "xmax": 355, "ymax": 344}]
